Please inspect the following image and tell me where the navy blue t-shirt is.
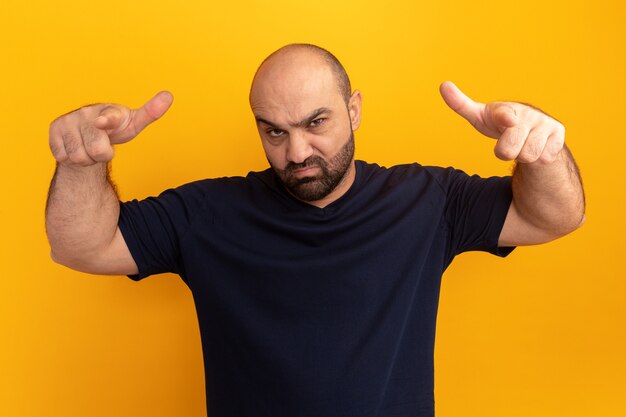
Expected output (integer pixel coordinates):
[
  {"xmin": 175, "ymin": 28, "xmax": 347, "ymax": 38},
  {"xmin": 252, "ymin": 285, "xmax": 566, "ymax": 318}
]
[{"xmin": 118, "ymin": 160, "xmax": 514, "ymax": 417}]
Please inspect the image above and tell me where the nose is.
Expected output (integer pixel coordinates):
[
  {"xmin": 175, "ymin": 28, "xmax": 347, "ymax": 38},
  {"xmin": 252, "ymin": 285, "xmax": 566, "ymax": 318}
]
[{"xmin": 286, "ymin": 131, "xmax": 314, "ymax": 164}]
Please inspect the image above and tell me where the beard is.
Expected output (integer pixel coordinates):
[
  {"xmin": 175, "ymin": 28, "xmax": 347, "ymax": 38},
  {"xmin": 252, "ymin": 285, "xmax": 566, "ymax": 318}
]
[{"xmin": 271, "ymin": 130, "xmax": 355, "ymax": 202}]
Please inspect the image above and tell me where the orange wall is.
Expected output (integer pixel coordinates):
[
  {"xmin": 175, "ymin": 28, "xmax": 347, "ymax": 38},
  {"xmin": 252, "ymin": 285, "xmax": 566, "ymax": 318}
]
[{"xmin": 1, "ymin": 0, "xmax": 624, "ymax": 416}]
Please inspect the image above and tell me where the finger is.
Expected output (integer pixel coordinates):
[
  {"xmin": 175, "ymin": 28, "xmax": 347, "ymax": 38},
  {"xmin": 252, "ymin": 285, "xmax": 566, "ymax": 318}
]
[
  {"xmin": 493, "ymin": 125, "xmax": 530, "ymax": 161},
  {"xmin": 439, "ymin": 81, "xmax": 484, "ymax": 127},
  {"xmin": 61, "ymin": 129, "xmax": 97, "ymax": 166},
  {"xmin": 128, "ymin": 90, "xmax": 174, "ymax": 135},
  {"xmin": 94, "ymin": 106, "xmax": 130, "ymax": 132},
  {"xmin": 517, "ymin": 128, "xmax": 551, "ymax": 163},
  {"xmin": 490, "ymin": 103, "xmax": 518, "ymax": 130},
  {"xmin": 538, "ymin": 128, "xmax": 565, "ymax": 163},
  {"xmin": 49, "ymin": 125, "xmax": 69, "ymax": 162},
  {"xmin": 80, "ymin": 122, "xmax": 115, "ymax": 162}
]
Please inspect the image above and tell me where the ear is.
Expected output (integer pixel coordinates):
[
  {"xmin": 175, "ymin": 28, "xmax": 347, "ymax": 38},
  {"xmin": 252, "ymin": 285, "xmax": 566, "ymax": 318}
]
[{"xmin": 348, "ymin": 90, "xmax": 362, "ymax": 131}]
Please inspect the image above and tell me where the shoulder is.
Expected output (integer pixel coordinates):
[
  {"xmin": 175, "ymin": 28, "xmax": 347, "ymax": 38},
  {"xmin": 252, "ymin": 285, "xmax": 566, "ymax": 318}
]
[
  {"xmin": 356, "ymin": 160, "xmax": 455, "ymax": 190},
  {"xmin": 355, "ymin": 161, "xmax": 512, "ymax": 200},
  {"xmin": 168, "ymin": 169, "xmax": 286, "ymax": 214},
  {"xmin": 418, "ymin": 165, "xmax": 510, "ymax": 195},
  {"xmin": 121, "ymin": 170, "xmax": 275, "ymax": 219},
  {"xmin": 163, "ymin": 168, "xmax": 275, "ymax": 198},
  {"xmin": 357, "ymin": 160, "xmax": 425, "ymax": 180}
]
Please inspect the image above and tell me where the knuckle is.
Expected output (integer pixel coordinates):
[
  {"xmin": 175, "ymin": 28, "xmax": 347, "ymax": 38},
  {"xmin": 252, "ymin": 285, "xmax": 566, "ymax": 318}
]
[
  {"xmin": 61, "ymin": 131, "xmax": 81, "ymax": 154},
  {"xmin": 52, "ymin": 112, "xmax": 79, "ymax": 132},
  {"xmin": 49, "ymin": 127, "xmax": 66, "ymax": 161},
  {"xmin": 49, "ymin": 128, "xmax": 60, "ymax": 146},
  {"xmin": 553, "ymin": 128, "xmax": 565, "ymax": 143},
  {"xmin": 550, "ymin": 134, "xmax": 565, "ymax": 153},
  {"xmin": 556, "ymin": 122, "xmax": 566, "ymax": 138},
  {"xmin": 85, "ymin": 138, "xmax": 102, "ymax": 153},
  {"xmin": 49, "ymin": 141, "xmax": 66, "ymax": 159},
  {"xmin": 67, "ymin": 152, "xmax": 94, "ymax": 167},
  {"xmin": 81, "ymin": 123, "xmax": 111, "ymax": 149},
  {"xmin": 494, "ymin": 146, "xmax": 517, "ymax": 161},
  {"xmin": 85, "ymin": 140, "xmax": 111, "ymax": 160},
  {"xmin": 77, "ymin": 106, "xmax": 93, "ymax": 117},
  {"xmin": 516, "ymin": 153, "xmax": 535, "ymax": 164},
  {"xmin": 555, "ymin": 120, "xmax": 565, "ymax": 130},
  {"xmin": 519, "ymin": 146, "xmax": 541, "ymax": 162}
]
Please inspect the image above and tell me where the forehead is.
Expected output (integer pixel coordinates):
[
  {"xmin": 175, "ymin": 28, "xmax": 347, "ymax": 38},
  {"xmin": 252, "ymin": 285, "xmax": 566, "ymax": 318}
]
[{"xmin": 250, "ymin": 54, "xmax": 344, "ymax": 123}]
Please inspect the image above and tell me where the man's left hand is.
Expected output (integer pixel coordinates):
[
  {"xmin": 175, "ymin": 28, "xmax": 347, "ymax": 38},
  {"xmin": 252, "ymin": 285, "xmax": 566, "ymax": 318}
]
[{"xmin": 439, "ymin": 81, "xmax": 565, "ymax": 164}]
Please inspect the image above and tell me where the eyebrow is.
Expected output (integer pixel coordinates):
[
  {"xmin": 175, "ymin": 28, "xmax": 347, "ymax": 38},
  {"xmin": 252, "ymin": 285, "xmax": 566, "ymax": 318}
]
[{"xmin": 255, "ymin": 107, "xmax": 332, "ymax": 129}]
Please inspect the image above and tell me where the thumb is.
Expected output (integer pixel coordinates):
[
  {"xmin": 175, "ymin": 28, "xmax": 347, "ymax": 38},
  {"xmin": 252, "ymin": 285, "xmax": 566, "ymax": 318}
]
[{"xmin": 439, "ymin": 81, "xmax": 484, "ymax": 127}]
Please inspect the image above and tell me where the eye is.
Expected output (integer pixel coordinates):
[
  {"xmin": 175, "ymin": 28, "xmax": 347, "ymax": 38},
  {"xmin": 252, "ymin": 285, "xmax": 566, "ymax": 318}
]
[
  {"xmin": 267, "ymin": 128, "xmax": 284, "ymax": 138},
  {"xmin": 309, "ymin": 118, "xmax": 325, "ymax": 128}
]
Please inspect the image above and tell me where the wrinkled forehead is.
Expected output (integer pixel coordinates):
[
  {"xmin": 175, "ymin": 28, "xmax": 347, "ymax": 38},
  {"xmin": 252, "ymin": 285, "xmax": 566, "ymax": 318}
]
[{"xmin": 249, "ymin": 56, "xmax": 343, "ymax": 124}]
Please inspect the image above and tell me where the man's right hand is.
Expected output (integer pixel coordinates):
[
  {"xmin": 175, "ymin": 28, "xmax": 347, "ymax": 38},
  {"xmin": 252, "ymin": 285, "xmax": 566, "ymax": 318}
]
[{"xmin": 49, "ymin": 91, "xmax": 174, "ymax": 167}]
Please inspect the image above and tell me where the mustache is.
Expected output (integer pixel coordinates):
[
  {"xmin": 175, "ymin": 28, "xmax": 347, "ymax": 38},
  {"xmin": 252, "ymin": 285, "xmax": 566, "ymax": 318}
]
[{"xmin": 284, "ymin": 156, "xmax": 327, "ymax": 175}]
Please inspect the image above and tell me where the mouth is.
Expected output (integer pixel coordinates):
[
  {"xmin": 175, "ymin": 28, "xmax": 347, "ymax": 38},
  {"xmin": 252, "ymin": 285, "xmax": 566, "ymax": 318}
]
[{"xmin": 291, "ymin": 165, "xmax": 320, "ymax": 178}]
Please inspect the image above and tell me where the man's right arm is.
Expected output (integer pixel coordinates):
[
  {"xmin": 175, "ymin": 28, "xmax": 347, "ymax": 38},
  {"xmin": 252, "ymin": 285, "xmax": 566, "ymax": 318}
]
[
  {"xmin": 46, "ymin": 162, "xmax": 138, "ymax": 275},
  {"xmin": 45, "ymin": 91, "xmax": 174, "ymax": 275}
]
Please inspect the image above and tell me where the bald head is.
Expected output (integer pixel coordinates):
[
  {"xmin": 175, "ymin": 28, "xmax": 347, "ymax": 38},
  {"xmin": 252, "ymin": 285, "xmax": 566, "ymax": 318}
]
[{"xmin": 250, "ymin": 44, "xmax": 352, "ymax": 106}]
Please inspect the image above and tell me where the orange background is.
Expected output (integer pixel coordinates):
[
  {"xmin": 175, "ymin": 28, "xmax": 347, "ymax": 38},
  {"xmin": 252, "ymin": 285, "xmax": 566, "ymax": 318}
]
[{"xmin": 1, "ymin": 0, "xmax": 624, "ymax": 416}]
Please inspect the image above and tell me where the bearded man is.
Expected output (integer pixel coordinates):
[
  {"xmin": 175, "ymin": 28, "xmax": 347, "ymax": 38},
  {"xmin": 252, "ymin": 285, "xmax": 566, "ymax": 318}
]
[{"xmin": 46, "ymin": 43, "xmax": 585, "ymax": 417}]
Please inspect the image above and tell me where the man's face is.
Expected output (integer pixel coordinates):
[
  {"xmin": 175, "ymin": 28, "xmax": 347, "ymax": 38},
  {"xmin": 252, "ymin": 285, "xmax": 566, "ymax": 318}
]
[{"xmin": 249, "ymin": 51, "xmax": 361, "ymax": 205}]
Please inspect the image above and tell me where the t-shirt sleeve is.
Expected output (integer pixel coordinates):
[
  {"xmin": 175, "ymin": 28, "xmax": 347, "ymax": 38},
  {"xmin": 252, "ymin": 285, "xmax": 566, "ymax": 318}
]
[
  {"xmin": 428, "ymin": 167, "xmax": 515, "ymax": 260},
  {"xmin": 117, "ymin": 181, "xmax": 208, "ymax": 281}
]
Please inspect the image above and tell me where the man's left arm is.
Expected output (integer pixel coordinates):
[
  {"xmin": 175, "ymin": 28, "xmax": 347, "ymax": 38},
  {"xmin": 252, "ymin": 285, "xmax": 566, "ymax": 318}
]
[{"xmin": 440, "ymin": 81, "xmax": 585, "ymax": 247}]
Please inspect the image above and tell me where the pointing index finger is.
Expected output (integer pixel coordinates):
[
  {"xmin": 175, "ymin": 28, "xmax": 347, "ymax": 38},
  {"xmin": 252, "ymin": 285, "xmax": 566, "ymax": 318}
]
[
  {"xmin": 129, "ymin": 91, "xmax": 174, "ymax": 134},
  {"xmin": 439, "ymin": 81, "xmax": 484, "ymax": 126},
  {"xmin": 90, "ymin": 91, "xmax": 174, "ymax": 145}
]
